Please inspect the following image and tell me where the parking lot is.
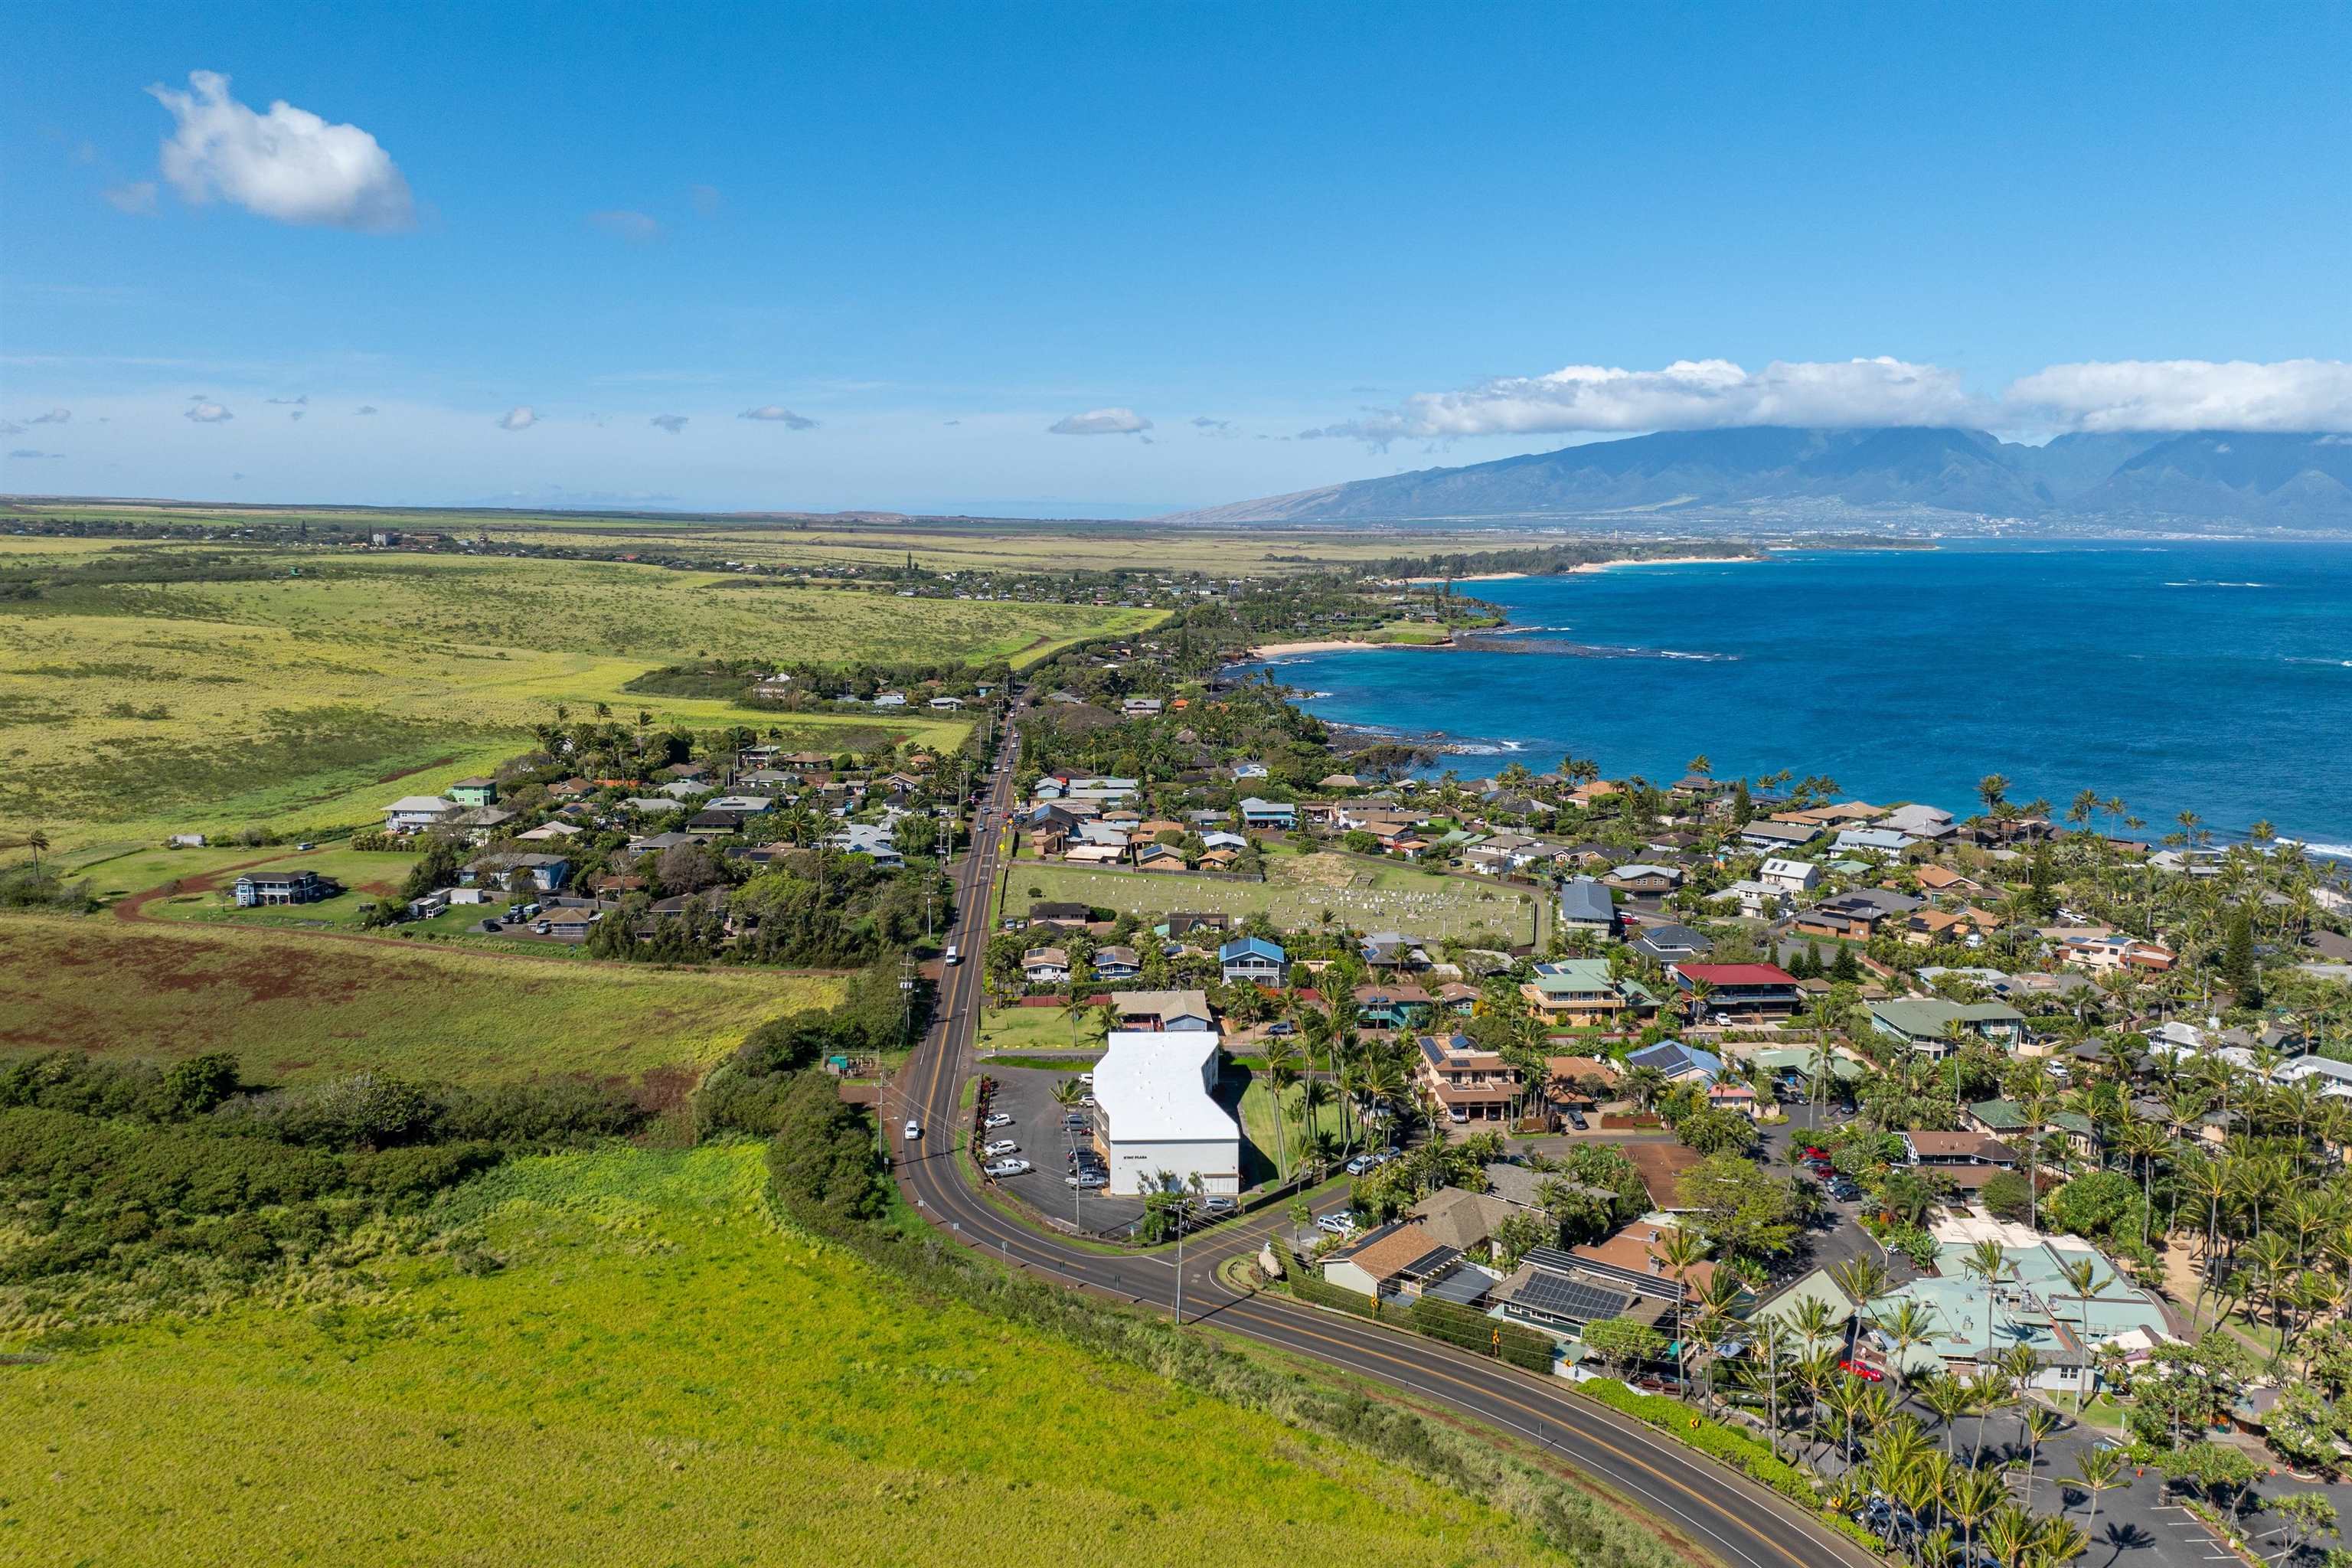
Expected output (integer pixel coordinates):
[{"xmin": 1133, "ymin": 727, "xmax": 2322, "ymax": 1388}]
[{"xmin": 969, "ymin": 1064, "xmax": 1148, "ymax": 1235}]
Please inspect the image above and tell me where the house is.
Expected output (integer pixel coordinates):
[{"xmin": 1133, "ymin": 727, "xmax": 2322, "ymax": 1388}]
[
  {"xmin": 1163, "ymin": 911, "xmax": 1229, "ymax": 939},
  {"xmin": 1354, "ymin": 981, "xmax": 1435, "ymax": 1031},
  {"xmin": 1667, "ymin": 962, "xmax": 1801, "ymax": 1021},
  {"xmin": 686, "ymin": 809, "xmax": 746, "ymax": 835},
  {"xmin": 1217, "ymin": 935, "xmax": 1288, "ymax": 987},
  {"xmin": 1622, "ymin": 1039, "xmax": 1723, "ymax": 1086},
  {"xmin": 459, "ymin": 852, "xmax": 571, "ymax": 892},
  {"xmin": 1321, "ymin": 1220, "xmax": 1460, "ymax": 1300},
  {"xmin": 1707, "ymin": 1079, "xmax": 1761, "ymax": 1119},
  {"xmin": 1415, "ymin": 1032, "xmax": 1523, "ymax": 1123},
  {"xmin": 1491, "ymin": 1246, "xmax": 1642, "ymax": 1339},
  {"xmin": 1868, "ymin": 998, "xmax": 2026, "ymax": 1056},
  {"xmin": 1900, "ymin": 1130, "xmax": 2018, "ymax": 1171},
  {"xmin": 1521, "ymin": 959, "xmax": 1657, "ymax": 1029},
  {"xmin": 1570, "ymin": 1224, "xmax": 1725, "ymax": 1302},
  {"xmin": 516, "ymin": 821, "xmax": 582, "ymax": 843},
  {"xmin": 1965, "ymin": 1099, "xmax": 2099, "ymax": 1158},
  {"xmin": 1793, "ymin": 891, "xmax": 1916, "ymax": 942},
  {"xmin": 1021, "ymin": 947, "xmax": 1071, "ymax": 985},
  {"xmin": 1407, "ymin": 1187, "xmax": 1520, "ymax": 1262},
  {"xmin": 1359, "ymin": 931, "xmax": 1430, "ymax": 970},
  {"xmin": 1557, "ymin": 877, "xmax": 1619, "ymax": 935},
  {"xmin": 1710, "ymin": 877, "xmax": 1782, "ymax": 919},
  {"xmin": 1833, "ymin": 826, "xmax": 1915, "ymax": 856},
  {"xmin": 873, "ymin": 692, "xmax": 907, "ymax": 707},
  {"xmin": 1739, "ymin": 820, "xmax": 1822, "ymax": 852},
  {"xmin": 1029, "ymin": 900, "xmax": 1093, "ymax": 926},
  {"xmin": 1759, "ymin": 857, "xmax": 1821, "ymax": 895},
  {"xmin": 234, "ymin": 869, "xmax": 332, "ymax": 906},
  {"xmin": 383, "ymin": 795, "xmax": 459, "ymax": 834},
  {"xmin": 1090, "ymin": 945, "xmax": 1143, "ymax": 981},
  {"xmin": 827, "ymin": 824, "xmax": 903, "ymax": 867},
  {"xmin": 2058, "ymin": 932, "xmax": 2177, "ymax": 973},
  {"xmin": 1912, "ymin": 863, "xmax": 1980, "ymax": 894},
  {"xmin": 1133, "ymin": 844, "xmax": 1188, "ymax": 872},
  {"xmin": 1602, "ymin": 863, "xmax": 1682, "ymax": 896},
  {"xmin": 1906, "ymin": 908, "xmax": 1993, "ymax": 946},
  {"xmin": 1108, "ymin": 989, "xmax": 1216, "ymax": 1033},
  {"xmin": 1237, "ymin": 797, "xmax": 1296, "ymax": 830},
  {"xmin": 1094, "ymin": 1027, "xmax": 1240, "ymax": 1196},
  {"xmin": 447, "ymin": 776, "xmax": 498, "ymax": 808},
  {"xmin": 704, "ymin": 795, "xmax": 776, "ymax": 815},
  {"xmin": 450, "ymin": 805, "xmax": 518, "ymax": 842},
  {"xmin": 658, "ymin": 779, "xmax": 714, "ymax": 800},
  {"xmin": 1230, "ymin": 760, "xmax": 1269, "ymax": 780},
  {"xmin": 927, "ymin": 694, "xmax": 965, "ymax": 710},
  {"xmin": 1880, "ymin": 803, "xmax": 1956, "ymax": 840},
  {"xmin": 1628, "ymin": 922, "xmax": 1712, "ymax": 965},
  {"xmin": 1121, "ymin": 697, "xmax": 1164, "ymax": 718}
]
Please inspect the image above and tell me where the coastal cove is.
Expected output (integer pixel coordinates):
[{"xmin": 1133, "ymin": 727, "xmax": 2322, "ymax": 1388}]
[{"xmin": 1240, "ymin": 539, "xmax": 2352, "ymax": 848}]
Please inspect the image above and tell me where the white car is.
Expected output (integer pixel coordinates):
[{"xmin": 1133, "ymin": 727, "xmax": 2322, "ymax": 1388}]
[
  {"xmin": 984, "ymin": 1158, "xmax": 1031, "ymax": 1178},
  {"xmin": 982, "ymin": 1112, "xmax": 1014, "ymax": 1129},
  {"xmin": 981, "ymin": 1139, "xmax": 1019, "ymax": 1157},
  {"xmin": 903, "ymin": 1119, "xmax": 922, "ymax": 1141},
  {"xmin": 1065, "ymin": 1171, "xmax": 1108, "ymax": 1190},
  {"xmin": 1315, "ymin": 1211, "xmax": 1357, "ymax": 1235}
]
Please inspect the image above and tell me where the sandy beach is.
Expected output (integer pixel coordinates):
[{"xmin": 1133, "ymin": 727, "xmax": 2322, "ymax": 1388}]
[
  {"xmin": 1246, "ymin": 637, "xmax": 1449, "ymax": 658},
  {"xmin": 1566, "ymin": 554, "xmax": 1762, "ymax": 573}
]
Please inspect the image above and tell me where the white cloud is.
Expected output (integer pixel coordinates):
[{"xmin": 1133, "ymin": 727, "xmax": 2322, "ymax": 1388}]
[
  {"xmin": 266, "ymin": 394, "xmax": 307, "ymax": 405},
  {"xmin": 738, "ymin": 406, "xmax": 816, "ymax": 429},
  {"xmin": 355, "ymin": 404, "xmax": 378, "ymax": 415},
  {"xmin": 184, "ymin": 401, "xmax": 233, "ymax": 423},
  {"xmin": 496, "ymin": 406, "xmax": 537, "ymax": 431},
  {"xmin": 104, "ymin": 181, "xmax": 159, "ymax": 215},
  {"xmin": 650, "ymin": 413, "xmax": 688, "ymax": 435},
  {"xmin": 589, "ymin": 209, "xmax": 660, "ymax": 242},
  {"xmin": 1316, "ymin": 358, "xmax": 1978, "ymax": 446},
  {"xmin": 1048, "ymin": 407, "xmax": 1153, "ymax": 436},
  {"xmin": 28, "ymin": 408, "xmax": 70, "ymax": 425},
  {"xmin": 147, "ymin": 70, "xmax": 413, "ymax": 231},
  {"xmin": 2004, "ymin": 359, "xmax": 2352, "ymax": 433}
]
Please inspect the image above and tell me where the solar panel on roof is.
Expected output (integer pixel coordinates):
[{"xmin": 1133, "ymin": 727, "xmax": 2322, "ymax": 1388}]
[
  {"xmin": 1521, "ymin": 1246, "xmax": 1582, "ymax": 1275},
  {"xmin": 1424, "ymin": 1267, "xmax": 1494, "ymax": 1305},
  {"xmin": 1513, "ymin": 1272, "xmax": 1632, "ymax": 1323}
]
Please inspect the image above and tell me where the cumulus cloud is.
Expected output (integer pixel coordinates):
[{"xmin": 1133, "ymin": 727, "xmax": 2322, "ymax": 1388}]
[
  {"xmin": 1047, "ymin": 407, "xmax": 1152, "ymax": 436},
  {"xmin": 104, "ymin": 181, "xmax": 159, "ymax": 215},
  {"xmin": 688, "ymin": 184, "xmax": 721, "ymax": 216},
  {"xmin": 147, "ymin": 70, "xmax": 413, "ymax": 230},
  {"xmin": 496, "ymin": 406, "xmax": 537, "ymax": 431},
  {"xmin": 28, "ymin": 408, "xmax": 70, "ymax": 425},
  {"xmin": 183, "ymin": 400, "xmax": 233, "ymax": 423},
  {"xmin": 738, "ymin": 405, "xmax": 816, "ymax": 429},
  {"xmin": 1191, "ymin": 416, "xmax": 1239, "ymax": 438},
  {"xmin": 354, "ymin": 404, "xmax": 378, "ymax": 415},
  {"xmin": 589, "ymin": 209, "xmax": 660, "ymax": 242},
  {"xmin": 2004, "ymin": 359, "xmax": 2352, "ymax": 433},
  {"xmin": 1320, "ymin": 358, "xmax": 1977, "ymax": 446},
  {"xmin": 650, "ymin": 413, "xmax": 688, "ymax": 434},
  {"xmin": 266, "ymin": 394, "xmax": 307, "ymax": 405}
]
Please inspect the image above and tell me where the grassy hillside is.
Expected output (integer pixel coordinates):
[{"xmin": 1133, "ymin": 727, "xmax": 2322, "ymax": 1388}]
[
  {"xmin": 0, "ymin": 550, "xmax": 1154, "ymax": 852},
  {"xmin": 0, "ymin": 913, "xmax": 837, "ymax": 1093},
  {"xmin": 0, "ymin": 1143, "xmax": 1569, "ymax": 1568}
]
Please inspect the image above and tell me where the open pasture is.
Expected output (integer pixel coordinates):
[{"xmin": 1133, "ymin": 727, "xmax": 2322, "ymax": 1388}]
[{"xmin": 1008, "ymin": 853, "xmax": 1543, "ymax": 945}]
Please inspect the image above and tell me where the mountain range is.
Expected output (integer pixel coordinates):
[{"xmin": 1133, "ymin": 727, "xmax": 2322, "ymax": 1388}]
[{"xmin": 1163, "ymin": 428, "xmax": 2352, "ymax": 530}]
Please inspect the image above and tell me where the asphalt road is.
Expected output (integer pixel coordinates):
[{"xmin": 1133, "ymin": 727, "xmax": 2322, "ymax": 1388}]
[{"xmin": 884, "ymin": 716, "xmax": 1882, "ymax": 1568}]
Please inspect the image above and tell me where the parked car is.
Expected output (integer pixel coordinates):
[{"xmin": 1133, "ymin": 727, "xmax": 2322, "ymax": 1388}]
[
  {"xmin": 1373, "ymin": 1145, "xmax": 1400, "ymax": 1165},
  {"xmin": 1315, "ymin": 1211, "xmax": 1357, "ymax": 1235},
  {"xmin": 1446, "ymin": 1108, "xmax": 1468, "ymax": 1124},
  {"xmin": 1838, "ymin": 1357, "xmax": 1885, "ymax": 1382},
  {"xmin": 1197, "ymin": 1196, "xmax": 1236, "ymax": 1215},
  {"xmin": 983, "ymin": 1158, "xmax": 1031, "ymax": 1178},
  {"xmin": 1344, "ymin": 1153, "xmax": 1376, "ymax": 1175},
  {"xmin": 1065, "ymin": 1171, "xmax": 1108, "ymax": 1189},
  {"xmin": 1564, "ymin": 1107, "xmax": 1588, "ymax": 1130},
  {"xmin": 981, "ymin": 1139, "xmax": 1018, "ymax": 1157},
  {"xmin": 982, "ymin": 1112, "xmax": 1014, "ymax": 1129},
  {"xmin": 1800, "ymin": 1145, "xmax": 1831, "ymax": 1161}
]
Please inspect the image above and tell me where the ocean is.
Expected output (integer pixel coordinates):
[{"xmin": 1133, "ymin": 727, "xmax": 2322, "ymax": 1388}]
[{"xmin": 1239, "ymin": 540, "xmax": 2352, "ymax": 850}]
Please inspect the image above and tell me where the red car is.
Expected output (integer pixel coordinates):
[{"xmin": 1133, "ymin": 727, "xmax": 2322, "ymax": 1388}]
[
  {"xmin": 1838, "ymin": 1358, "xmax": 1885, "ymax": 1382},
  {"xmin": 1801, "ymin": 1146, "xmax": 1831, "ymax": 1161}
]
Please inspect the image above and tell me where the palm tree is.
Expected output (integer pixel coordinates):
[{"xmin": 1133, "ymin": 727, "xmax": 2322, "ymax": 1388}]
[
  {"xmin": 1050, "ymin": 1076, "xmax": 1086, "ymax": 1109},
  {"xmin": 24, "ymin": 828, "xmax": 47, "ymax": 871},
  {"xmin": 1689, "ymin": 1272, "xmax": 1746, "ymax": 1410},
  {"xmin": 1978, "ymin": 775, "xmax": 2011, "ymax": 815},
  {"xmin": 1263, "ymin": 1037, "xmax": 1301, "ymax": 1182},
  {"xmin": 1981, "ymin": 1504, "xmax": 2038, "ymax": 1568},
  {"xmin": 2033, "ymin": 1516, "xmax": 2089, "ymax": 1566},
  {"xmin": 2053, "ymin": 1256, "xmax": 2109, "ymax": 1412},
  {"xmin": 1920, "ymin": 1374, "xmax": 1977, "ymax": 1459},
  {"xmin": 1943, "ymin": 1465, "xmax": 2003, "ymax": 1568},
  {"xmin": 1962, "ymin": 1239, "xmax": 2013, "ymax": 1365},
  {"xmin": 2020, "ymin": 1403, "xmax": 2060, "ymax": 1507},
  {"xmin": 1655, "ymin": 1227, "xmax": 1710, "ymax": 1390},
  {"xmin": 2073, "ymin": 1447, "xmax": 2123, "ymax": 1553}
]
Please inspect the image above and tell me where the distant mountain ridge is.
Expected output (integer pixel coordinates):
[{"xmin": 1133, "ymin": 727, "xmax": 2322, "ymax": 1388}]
[{"xmin": 1165, "ymin": 427, "xmax": 2352, "ymax": 529}]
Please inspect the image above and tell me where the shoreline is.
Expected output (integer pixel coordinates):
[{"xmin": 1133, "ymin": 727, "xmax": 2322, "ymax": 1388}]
[
  {"xmin": 1566, "ymin": 553, "xmax": 1761, "ymax": 573},
  {"xmin": 1245, "ymin": 637, "xmax": 1447, "ymax": 658}
]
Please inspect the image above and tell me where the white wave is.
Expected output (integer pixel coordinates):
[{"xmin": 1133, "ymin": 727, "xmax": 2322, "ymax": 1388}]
[
  {"xmin": 2303, "ymin": 842, "xmax": 2352, "ymax": 861},
  {"xmin": 2164, "ymin": 580, "xmax": 2270, "ymax": 588}
]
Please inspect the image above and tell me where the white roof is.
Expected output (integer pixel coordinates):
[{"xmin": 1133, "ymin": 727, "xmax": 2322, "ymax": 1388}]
[
  {"xmin": 1760, "ymin": 857, "xmax": 1815, "ymax": 877},
  {"xmin": 1096, "ymin": 1030, "xmax": 1236, "ymax": 1145},
  {"xmin": 386, "ymin": 795, "xmax": 455, "ymax": 813}
]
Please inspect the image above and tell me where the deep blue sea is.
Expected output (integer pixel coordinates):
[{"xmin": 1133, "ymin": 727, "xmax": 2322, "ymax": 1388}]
[{"xmin": 1241, "ymin": 540, "xmax": 2352, "ymax": 850}]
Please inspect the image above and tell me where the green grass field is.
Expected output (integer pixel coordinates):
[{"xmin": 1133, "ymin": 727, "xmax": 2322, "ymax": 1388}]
[
  {"xmin": 975, "ymin": 1004, "xmax": 1101, "ymax": 1055},
  {"xmin": 0, "ymin": 551, "xmax": 1156, "ymax": 853},
  {"xmin": 0, "ymin": 913, "xmax": 836, "ymax": 1093},
  {"xmin": 1008, "ymin": 852, "xmax": 1544, "ymax": 945},
  {"xmin": 0, "ymin": 1142, "xmax": 1568, "ymax": 1567}
]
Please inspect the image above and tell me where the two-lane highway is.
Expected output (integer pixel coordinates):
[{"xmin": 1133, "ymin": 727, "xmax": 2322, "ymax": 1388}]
[{"xmin": 885, "ymin": 715, "xmax": 1879, "ymax": 1568}]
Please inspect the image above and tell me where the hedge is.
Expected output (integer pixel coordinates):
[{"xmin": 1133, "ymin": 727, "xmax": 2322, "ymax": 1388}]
[{"xmin": 1270, "ymin": 1243, "xmax": 1555, "ymax": 1374}]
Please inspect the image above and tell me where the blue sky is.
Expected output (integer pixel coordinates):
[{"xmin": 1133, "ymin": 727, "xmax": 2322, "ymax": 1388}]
[{"xmin": 5, "ymin": 2, "xmax": 2349, "ymax": 514}]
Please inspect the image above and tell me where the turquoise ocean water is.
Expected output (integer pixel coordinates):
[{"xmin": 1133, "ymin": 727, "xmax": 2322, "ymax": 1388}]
[{"xmin": 1240, "ymin": 540, "xmax": 2352, "ymax": 849}]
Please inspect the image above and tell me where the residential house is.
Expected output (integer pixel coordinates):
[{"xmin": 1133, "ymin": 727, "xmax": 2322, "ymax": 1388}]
[
  {"xmin": 1880, "ymin": 803, "xmax": 1956, "ymax": 841},
  {"xmin": 1236, "ymin": 797, "xmax": 1296, "ymax": 830},
  {"xmin": 1359, "ymin": 931, "xmax": 1430, "ymax": 970},
  {"xmin": 1794, "ymin": 890, "xmax": 1922, "ymax": 942},
  {"xmin": 1217, "ymin": 936, "xmax": 1288, "ymax": 987},
  {"xmin": 1622, "ymin": 1039, "xmax": 1723, "ymax": 1086},
  {"xmin": 516, "ymin": 821, "xmax": 582, "ymax": 844},
  {"xmin": 1321, "ymin": 1220, "xmax": 1461, "ymax": 1301},
  {"xmin": 1710, "ymin": 878, "xmax": 1782, "ymax": 919},
  {"xmin": 447, "ymin": 776, "xmax": 498, "ymax": 808},
  {"xmin": 1900, "ymin": 1131, "xmax": 2019, "ymax": 1183},
  {"xmin": 1491, "ymin": 1245, "xmax": 1645, "ymax": 1340},
  {"xmin": 459, "ymin": 852, "xmax": 571, "ymax": 892},
  {"xmin": 1090, "ymin": 945, "xmax": 1143, "ymax": 982},
  {"xmin": 1869, "ymin": 998, "xmax": 2026, "ymax": 1057},
  {"xmin": 1407, "ymin": 1187, "xmax": 1520, "ymax": 1264},
  {"xmin": 449, "ymin": 805, "xmax": 518, "ymax": 843},
  {"xmin": 1965, "ymin": 1099, "xmax": 2099, "ymax": 1159},
  {"xmin": 1354, "ymin": 981, "xmax": 1435, "ymax": 1032},
  {"xmin": 383, "ymin": 795, "xmax": 459, "ymax": 834},
  {"xmin": 1133, "ymin": 844, "xmax": 1188, "ymax": 873},
  {"xmin": 1912, "ymin": 863, "xmax": 1981, "ymax": 895},
  {"xmin": 1759, "ymin": 857, "xmax": 1821, "ymax": 895},
  {"xmin": 1108, "ymin": 990, "xmax": 1215, "ymax": 1032},
  {"xmin": 1739, "ymin": 820, "xmax": 1822, "ymax": 853},
  {"xmin": 1628, "ymin": 922, "xmax": 1712, "ymax": 965},
  {"xmin": 828, "ymin": 823, "xmax": 903, "ymax": 867},
  {"xmin": 1021, "ymin": 947, "xmax": 1072, "ymax": 985},
  {"xmin": 1520, "ymin": 959, "xmax": 1658, "ymax": 1030},
  {"xmin": 234, "ymin": 869, "xmax": 332, "ymax": 907},
  {"xmin": 1667, "ymin": 962, "xmax": 1801, "ymax": 1021},
  {"xmin": 1570, "ymin": 1224, "xmax": 1726, "ymax": 1305},
  {"xmin": 2058, "ymin": 932, "xmax": 2177, "ymax": 973},
  {"xmin": 686, "ymin": 809, "xmax": 746, "ymax": 835},
  {"xmin": 1415, "ymin": 1032, "xmax": 1523, "ymax": 1123},
  {"xmin": 1556, "ymin": 877, "xmax": 1619, "ymax": 936},
  {"xmin": 1833, "ymin": 826, "xmax": 1915, "ymax": 856},
  {"xmin": 1602, "ymin": 863, "xmax": 1682, "ymax": 897}
]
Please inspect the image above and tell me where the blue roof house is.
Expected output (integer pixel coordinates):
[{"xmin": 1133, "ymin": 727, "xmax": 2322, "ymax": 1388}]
[{"xmin": 1219, "ymin": 935, "xmax": 1288, "ymax": 985}]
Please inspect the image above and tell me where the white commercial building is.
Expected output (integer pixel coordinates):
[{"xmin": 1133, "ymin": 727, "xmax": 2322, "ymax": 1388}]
[{"xmin": 1093, "ymin": 1029, "xmax": 1240, "ymax": 1197}]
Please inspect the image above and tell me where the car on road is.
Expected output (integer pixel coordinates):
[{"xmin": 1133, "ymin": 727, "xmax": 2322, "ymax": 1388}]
[
  {"xmin": 983, "ymin": 1158, "xmax": 1031, "ymax": 1178},
  {"xmin": 981, "ymin": 1139, "xmax": 1018, "ymax": 1157},
  {"xmin": 903, "ymin": 1119, "xmax": 923, "ymax": 1141},
  {"xmin": 1065, "ymin": 1171, "xmax": 1108, "ymax": 1189},
  {"xmin": 983, "ymin": 1112, "xmax": 1014, "ymax": 1129},
  {"xmin": 1315, "ymin": 1211, "xmax": 1357, "ymax": 1235},
  {"xmin": 1828, "ymin": 1178, "xmax": 1862, "ymax": 1201},
  {"xmin": 943, "ymin": 944, "xmax": 959, "ymax": 965},
  {"xmin": 1838, "ymin": 1357, "xmax": 1885, "ymax": 1382},
  {"xmin": 1800, "ymin": 1145, "xmax": 1830, "ymax": 1161}
]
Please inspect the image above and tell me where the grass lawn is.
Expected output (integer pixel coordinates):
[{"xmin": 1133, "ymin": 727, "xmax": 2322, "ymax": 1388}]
[
  {"xmin": 0, "ymin": 913, "xmax": 838, "ymax": 1093},
  {"xmin": 1009, "ymin": 852, "xmax": 1542, "ymax": 945},
  {"xmin": 1234, "ymin": 1073, "xmax": 1302, "ymax": 1184},
  {"xmin": 0, "ymin": 552, "xmax": 1160, "ymax": 853},
  {"xmin": 975, "ymin": 1003, "xmax": 1099, "ymax": 1056},
  {"xmin": 0, "ymin": 1143, "xmax": 1568, "ymax": 1567}
]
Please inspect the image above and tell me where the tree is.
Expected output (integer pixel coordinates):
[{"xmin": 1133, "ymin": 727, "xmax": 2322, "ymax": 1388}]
[
  {"xmin": 1585, "ymin": 1316, "xmax": 1666, "ymax": 1379},
  {"xmin": 2073, "ymin": 1446, "xmax": 2124, "ymax": 1557}
]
